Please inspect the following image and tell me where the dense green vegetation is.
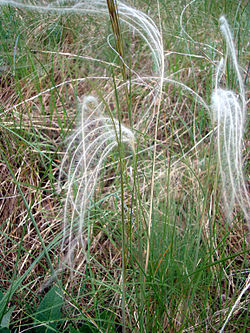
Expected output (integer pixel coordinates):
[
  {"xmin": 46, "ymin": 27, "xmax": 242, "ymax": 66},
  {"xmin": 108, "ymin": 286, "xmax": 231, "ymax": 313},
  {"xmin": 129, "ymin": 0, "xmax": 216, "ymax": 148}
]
[{"xmin": 0, "ymin": 1, "xmax": 249, "ymax": 332}]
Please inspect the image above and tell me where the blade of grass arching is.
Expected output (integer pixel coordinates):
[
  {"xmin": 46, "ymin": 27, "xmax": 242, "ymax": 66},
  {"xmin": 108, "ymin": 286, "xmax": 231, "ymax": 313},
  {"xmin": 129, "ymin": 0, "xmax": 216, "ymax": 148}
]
[{"xmin": 189, "ymin": 247, "xmax": 249, "ymax": 278}]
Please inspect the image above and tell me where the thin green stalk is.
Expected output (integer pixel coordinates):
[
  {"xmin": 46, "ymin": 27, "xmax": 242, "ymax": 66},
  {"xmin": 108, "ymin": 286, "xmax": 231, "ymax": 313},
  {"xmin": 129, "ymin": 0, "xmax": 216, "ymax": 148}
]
[
  {"xmin": 112, "ymin": 74, "xmax": 126, "ymax": 333},
  {"xmin": 144, "ymin": 1, "xmax": 164, "ymax": 277}
]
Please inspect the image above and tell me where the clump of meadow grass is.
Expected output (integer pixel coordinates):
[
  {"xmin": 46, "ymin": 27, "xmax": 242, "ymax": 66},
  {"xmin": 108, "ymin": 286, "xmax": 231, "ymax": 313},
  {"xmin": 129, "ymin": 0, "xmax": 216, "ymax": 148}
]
[{"xmin": 0, "ymin": 1, "xmax": 249, "ymax": 332}]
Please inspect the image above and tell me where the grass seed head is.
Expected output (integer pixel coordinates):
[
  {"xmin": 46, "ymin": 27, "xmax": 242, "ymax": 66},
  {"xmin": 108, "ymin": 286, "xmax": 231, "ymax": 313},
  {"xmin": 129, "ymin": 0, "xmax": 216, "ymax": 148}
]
[
  {"xmin": 211, "ymin": 16, "xmax": 249, "ymax": 229},
  {"xmin": 59, "ymin": 96, "xmax": 135, "ymax": 272}
]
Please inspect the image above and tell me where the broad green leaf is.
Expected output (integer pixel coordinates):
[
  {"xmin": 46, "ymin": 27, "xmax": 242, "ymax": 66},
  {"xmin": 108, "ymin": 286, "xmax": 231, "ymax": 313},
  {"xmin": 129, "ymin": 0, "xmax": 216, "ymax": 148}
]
[
  {"xmin": 33, "ymin": 286, "xmax": 64, "ymax": 333},
  {"xmin": 0, "ymin": 328, "xmax": 10, "ymax": 333},
  {"xmin": 0, "ymin": 290, "xmax": 5, "ymax": 317},
  {"xmin": 0, "ymin": 306, "xmax": 15, "ymax": 328}
]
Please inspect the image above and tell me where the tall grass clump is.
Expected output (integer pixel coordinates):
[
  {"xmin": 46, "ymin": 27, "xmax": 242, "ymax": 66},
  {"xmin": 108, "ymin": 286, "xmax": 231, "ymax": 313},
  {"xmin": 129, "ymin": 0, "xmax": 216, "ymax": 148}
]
[{"xmin": 0, "ymin": 1, "xmax": 249, "ymax": 332}]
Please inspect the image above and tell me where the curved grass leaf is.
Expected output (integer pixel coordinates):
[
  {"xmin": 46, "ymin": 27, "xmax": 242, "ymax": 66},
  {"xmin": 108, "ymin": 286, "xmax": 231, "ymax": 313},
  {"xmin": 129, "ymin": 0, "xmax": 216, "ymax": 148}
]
[{"xmin": 33, "ymin": 286, "xmax": 63, "ymax": 333}]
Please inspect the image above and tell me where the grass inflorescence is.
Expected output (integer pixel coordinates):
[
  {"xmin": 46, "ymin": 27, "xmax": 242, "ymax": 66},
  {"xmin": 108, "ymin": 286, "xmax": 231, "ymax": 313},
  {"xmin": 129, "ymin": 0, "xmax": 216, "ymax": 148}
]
[{"xmin": 0, "ymin": 1, "xmax": 249, "ymax": 332}]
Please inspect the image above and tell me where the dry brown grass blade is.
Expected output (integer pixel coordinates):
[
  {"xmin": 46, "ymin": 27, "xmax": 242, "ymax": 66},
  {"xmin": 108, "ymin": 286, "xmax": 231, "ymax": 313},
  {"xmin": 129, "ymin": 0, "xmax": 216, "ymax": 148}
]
[{"xmin": 106, "ymin": 0, "xmax": 127, "ymax": 81}]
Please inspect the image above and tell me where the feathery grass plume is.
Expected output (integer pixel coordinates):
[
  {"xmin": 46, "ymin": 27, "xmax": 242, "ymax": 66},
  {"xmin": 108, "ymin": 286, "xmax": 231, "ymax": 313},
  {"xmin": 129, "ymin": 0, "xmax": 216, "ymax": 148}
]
[
  {"xmin": 0, "ymin": 0, "xmax": 164, "ymax": 126},
  {"xmin": 0, "ymin": 0, "xmax": 163, "ymax": 75},
  {"xmin": 211, "ymin": 16, "xmax": 249, "ymax": 228},
  {"xmin": 59, "ymin": 96, "xmax": 135, "ymax": 270}
]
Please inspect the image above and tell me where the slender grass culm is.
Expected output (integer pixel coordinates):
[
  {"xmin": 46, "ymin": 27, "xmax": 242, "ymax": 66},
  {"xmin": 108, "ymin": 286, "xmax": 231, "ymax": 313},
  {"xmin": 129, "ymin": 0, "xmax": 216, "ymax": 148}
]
[
  {"xmin": 211, "ymin": 16, "xmax": 249, "ymax": 230},
  {"xmin": 107, "ymin": 2, "xmax": 129, "ymax": 330}
]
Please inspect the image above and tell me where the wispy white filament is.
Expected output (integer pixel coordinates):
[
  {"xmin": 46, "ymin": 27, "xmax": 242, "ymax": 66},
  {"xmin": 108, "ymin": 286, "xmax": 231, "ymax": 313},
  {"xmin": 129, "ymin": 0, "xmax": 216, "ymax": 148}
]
[
  {"xmin": 0, "ymin": 0, "xmax": 165, "ymax": 130},
  {"xmin": 0, "ymin": 0, "xmax": 163, "ymax": 75},
  {"xmin": 219, "ymin": 274, "xmax": 250, "ymax": 333},
  {"xmin": 59, "ymin": 96, "xmax": 134, "ymax": 269},
  {"xmin": 211, "ymin": 16, "xmax": 249, "ymax": 228}
]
